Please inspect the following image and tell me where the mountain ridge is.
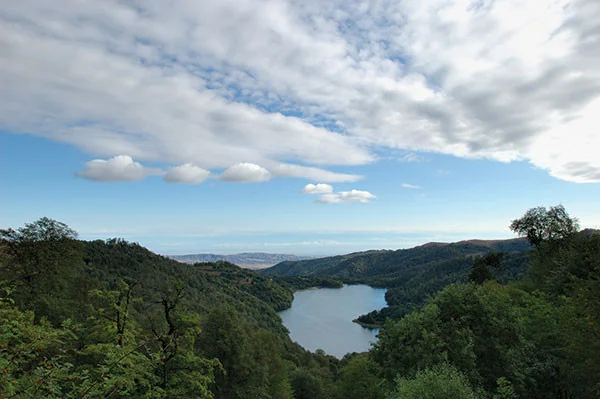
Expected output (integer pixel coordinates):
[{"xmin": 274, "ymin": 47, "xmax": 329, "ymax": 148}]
[
  {"xmin": 262, "ymin": 237, "xmax": 530, "ymax": 278},
  {"xmin": 261, "ymin": 236, "xmax": 532, "ymax": 321}
]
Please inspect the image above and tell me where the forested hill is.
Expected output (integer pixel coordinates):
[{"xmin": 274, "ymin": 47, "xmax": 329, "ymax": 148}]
[
  {"xmin": 262, "ymin": 237, "xmax": 531, "ymax": 321},
  {"xmin": 262, "ymin": 237, "xmax": 530, "ymax": 279},
  {"xmin": 2, "ymin": 209, "xmax": 599, "ymax": 398},
  {"xmin": 0, "ymin": 220, "xmax": 346, "ymax": 398}
]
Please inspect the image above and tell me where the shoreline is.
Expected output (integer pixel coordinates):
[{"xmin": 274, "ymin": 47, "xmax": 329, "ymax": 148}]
[{"xmin": 352, "ymin": 318, "xmax": 382, "ymax": 329}]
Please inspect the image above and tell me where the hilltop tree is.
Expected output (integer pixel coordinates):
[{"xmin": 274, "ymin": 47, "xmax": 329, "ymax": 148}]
[
  {"xmin": 509, "ymin": 205, "xmax": 579, "ymax": 248},
  {"xmin": 1, "ymin": 217, "xmax": 78, "ymax": 243},
  {"xmin": 0, "ymin": 217, "xmax": 83, "ymax": 322}
]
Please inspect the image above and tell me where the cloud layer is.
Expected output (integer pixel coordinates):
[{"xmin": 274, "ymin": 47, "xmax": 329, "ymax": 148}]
[{"xmin": 2, "ymin": 0, "xmax": 599, "ymax": 182}]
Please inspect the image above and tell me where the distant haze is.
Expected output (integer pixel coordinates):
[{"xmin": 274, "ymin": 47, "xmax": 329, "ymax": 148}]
[{"xmin": 170, "ymin": 252, "xmax": 312, "ymax": 269}]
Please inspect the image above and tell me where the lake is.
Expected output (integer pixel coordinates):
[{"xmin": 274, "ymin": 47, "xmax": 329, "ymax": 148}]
[{"xmin": 278, "ymin": 284, "xmax": 387, "ymax": 358}]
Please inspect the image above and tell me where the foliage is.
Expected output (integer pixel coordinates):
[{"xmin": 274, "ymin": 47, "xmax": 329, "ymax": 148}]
[
  {"xmin": 0, "ymin": 218, "xmax": 330, "ymax": 398},
  {"xmin": 390, "ymin": 363, "xmax": 484, "ymax": 399},
  {"xmin": 0, "ymin": 218, "xmax": 85, "ymax": 324},
  {"xmin": 1, "ymin": 212, "xmax": 599, "ymax": 398},
  {"xmin": 468, "ymin": 256, "xmax": 494, "ymax": 284},
  {"xmin": 510, "ymin": 204, "xmax": 579, "ymax": 248},
  {"xmin": 290, "ymin": 368, "xmax": 325, "ymax": 399},
  {"xmin": 469, "ymin": 252, "xmax": 504, "ymax": 285},
  {"xmin": 0, "ymin": 290, "xmax": 75, "ymax": 398},
  {"xmin": 333, "ymin": 353, "xmax": 384, "ymax": 399}
]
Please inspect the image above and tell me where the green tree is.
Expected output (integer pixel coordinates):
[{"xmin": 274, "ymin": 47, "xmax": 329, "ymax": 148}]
[
  {"xmin": 493, "ymin": 377, "xmax": 517, "ymax": 399},
  {"xmin": 373, "ymin": 282, "xmax": 564, "ymax": 396},
  {"xmin": 469, "ymin": 253, "xmax": 504, "ymax": 285},
  {"xmin": 0, "ymin": 217, "xmax": 83, "ymax": 323},
  {"xmin": 390, "ymin": 363, "xmax": 483, "ymax": 399},
  {"xmin": 0, "ymin": 288, "xmax": 75, "ymax": 398},
  {"xmin": 469, "ymin": 257, "xmax": 494, "ymax": 285},
  {"xmin": 290, "ymin": 368, "xmax": 324, "ymax": 399},
  {"xmin": 198, "ymin": 307, "xmax": 291, "ymax": 398},
  {"xmin": 88, "ymin": 279, "xmax": 139, "ymax": 347},
  {"xmin": 372, "ymin": 288, "xmax": 477, "ymax": 384},
  {"xmin": 335, "ymin": 354, "xmax": 384, "ymax": 399},
  {"xmin": 510, "ymin": 205, "xmax": 579, "ymax": 248}
]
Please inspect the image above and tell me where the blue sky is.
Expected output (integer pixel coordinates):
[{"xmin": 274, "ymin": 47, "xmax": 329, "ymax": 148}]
[{"xmin": 1, "ymin": 0, "xmax": 599, "ymax": 256}]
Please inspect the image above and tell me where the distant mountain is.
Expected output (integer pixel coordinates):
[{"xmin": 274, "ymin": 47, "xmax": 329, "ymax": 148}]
[
  {"xmin": 261, "ymin": 238, "xmax": 531, "ymax": 278},
  {"xmin": 170, "ymin": 252, "xmax": 312, "ymax": 269}
]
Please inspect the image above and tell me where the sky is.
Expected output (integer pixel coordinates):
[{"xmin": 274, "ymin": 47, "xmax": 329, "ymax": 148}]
[{"xmin": 1, "ymin": 0, "xmax": 599, "ymax": 256}]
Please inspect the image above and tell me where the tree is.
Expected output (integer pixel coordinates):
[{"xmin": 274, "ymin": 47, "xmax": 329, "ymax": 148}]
[
  {"xmin": 88, "ymin": 279, "xmax": 139, "ymax": 347},
  {"xmin": 0, "ymin": 288, "xmax": 75, "ymax": 398},
  {"xmin": 510, "ymin": 205, "xmax": 579, "ymax": 248},
  {"xmin": 390, "ymin": 363, "xmax": 483, "ymax": 399},
  {"xmin": 0, "ymin": 217, "xmax": 78, "ymax": 243},
  {"xmin": 290, "ymin": 368, "xmax": 324, "ymax": 399},
  {"xmin": 469, "ymin": 252, "xmax": 504, "ymax": 285},
  {"xmin": 335, "ymin": 354, "xmax": 384, "ymax": 399},
  {"xmin": 469, "ymin": 256, "xmax": 494, "ymax": 285},
  {"xmin": 198, "ymin": 307, "xmax": 293, "ymax": 398},
  {"xmin": 0, "ymin": 218, "xmax": 83, "ymax": 323}
]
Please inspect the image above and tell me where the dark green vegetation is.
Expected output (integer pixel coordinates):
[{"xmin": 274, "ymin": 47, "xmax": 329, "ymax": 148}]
[
  {"xmin": 2, "ymin": 204, "xmax": 599, "ymax": 398},
  {"xmin": 0, "ymin": 218, "xmax": 341, "ymax": 398},
  {"xmin": 262, "ymin": 238, "xmax": 531, "ymax": 324}
]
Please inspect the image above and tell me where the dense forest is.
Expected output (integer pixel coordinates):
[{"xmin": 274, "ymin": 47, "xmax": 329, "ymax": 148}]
[{"xmin": 1, "ymin": 205, "xmax": 599, "ymax": 398}]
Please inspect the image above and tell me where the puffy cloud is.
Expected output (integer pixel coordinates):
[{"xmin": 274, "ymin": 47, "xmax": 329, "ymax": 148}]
[
  {"xmin": 220, "ymin": 163, "xmax": 271, "ymax": 182},
  {"xmin": 164, "ymin": 163, "xmax": 210, "ymax": 184},
  {"xmin": 1, "ymin": 0, "xmax": 599, "ymax": 182},
  {"xmin": 302, "ymin": 183, "xmax": 334, "ymax": 194},
  {"xmin": 401, "ymin": 183, "xmax": 422, "ymax": 189},
  {"xmin": 317, "ymin": 190, "xmax": 376, "ymax": 204},
  {"xmin": 76, "ymin": 155, "xmax": 160, "ymax": 182}
]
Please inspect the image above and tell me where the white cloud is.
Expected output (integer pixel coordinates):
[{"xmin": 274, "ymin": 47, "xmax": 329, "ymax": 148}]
[
  {"xmin": 397, "ymin": 152, "xmax": 425, "ymax": 163},
  {"xmin": 526, "ymin": 97, "xmax": 600, "ymax": 183},
  {"xmin": 302, "ymin": 183, "xmax": 334, "ymax": 194},
  {"xmin": 317, "ymin": 190, "xmax": 376, "ymax": 204},
  {"xmin": 164, "ymin": 163, "xmax": 210, "ymax": 184},
  {"xmin": 402, "ymin": 183, "xmax": 422, "ymax": 189},
  {"xmin": 220, "ymin": 163, "xmax": 271, "ymax": 182},
  {"xmin": 1, "ymin": 0, "xmax": 599, "ymax": 182},
  {"xmin": 76, "ymin": 155, "xmax": 160, "ymax": 182},
  {"xmin": 270, "ymin": 164, "xmax": 362, "ymax": 183}
]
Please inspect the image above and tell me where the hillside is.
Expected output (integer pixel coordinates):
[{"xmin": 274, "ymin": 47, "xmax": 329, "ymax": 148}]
[
  {"xmin": 262, "ymin": 238, "xmax": 529, "ymax": 278},
  {"xmin": 262, "ymin": 237, "xmax": 531, "ymax": 321},
  {"xmin": 0, "ymin": 220, "xmax": 346, "ymax": 397},
  {"xmin": 170, "ymin": 252, "xmax": 311, "ymax": 269},
  {"xmin": 2, "ymin": 213, "xmax": 599, "ymax": 398}
]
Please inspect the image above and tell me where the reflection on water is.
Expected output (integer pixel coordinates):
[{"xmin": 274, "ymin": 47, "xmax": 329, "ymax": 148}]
[{"xmin": 278, "ymin": 284, "xmax": 387, "ymax": 358}]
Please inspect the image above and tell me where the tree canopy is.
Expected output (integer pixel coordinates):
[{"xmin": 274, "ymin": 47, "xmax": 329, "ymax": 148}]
[
  {"xmin": 0, "ymin": 217, "xmax": 78, "ymax": 243},
  {"xmin": 509, "ymin": 205, "xmax": 579, "ymax": 248}
]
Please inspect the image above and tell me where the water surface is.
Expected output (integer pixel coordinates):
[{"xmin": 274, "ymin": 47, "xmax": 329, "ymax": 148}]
[{"xmin": 278, "ymin": 284, "xmax": 387, "ymax": 358}]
